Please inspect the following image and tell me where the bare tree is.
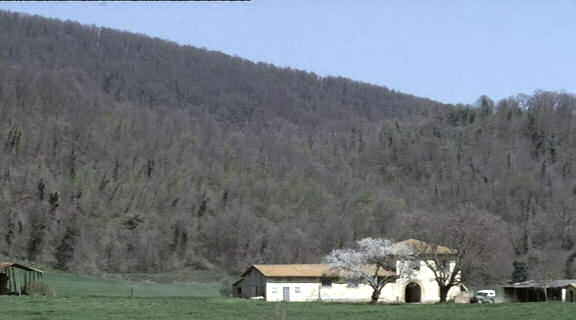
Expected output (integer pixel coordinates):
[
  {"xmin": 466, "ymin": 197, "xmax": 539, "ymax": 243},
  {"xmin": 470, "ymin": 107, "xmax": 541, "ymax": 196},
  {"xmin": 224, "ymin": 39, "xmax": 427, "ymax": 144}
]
[
  {"xmin": 325, "ymin": 238, "xmax": 413, "ymax": 304},
  {"xmin": 403, "ymin": 207, "xmax": 509, "ymax": 302},
  {"xmin": 403, "ymin": 239, "xmax": 461, "ymax": 303}
]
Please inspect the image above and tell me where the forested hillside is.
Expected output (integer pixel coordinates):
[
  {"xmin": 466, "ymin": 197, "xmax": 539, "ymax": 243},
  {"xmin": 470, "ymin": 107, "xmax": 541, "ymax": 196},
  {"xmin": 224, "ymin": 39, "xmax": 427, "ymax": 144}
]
[
  {"xmin": 0, "ymin": 11, "xmax": 441, "ymax": 127},
  {"xmin": 0, "ymin": 11, "xmax": 575, "ymax": 285}
]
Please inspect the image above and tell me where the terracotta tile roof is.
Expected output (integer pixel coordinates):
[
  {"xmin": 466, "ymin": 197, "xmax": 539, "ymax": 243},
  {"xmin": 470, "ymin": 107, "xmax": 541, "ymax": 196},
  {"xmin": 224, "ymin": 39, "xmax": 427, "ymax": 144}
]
[
  {"xmin": 250, "ymin": 264, "xmax": 337, "ymax": 277},
  {"xmin": 393, "ymin": 239, "xmax": 457, "ymax": 255},
  {"xmin": 0, "ymin": 262, "xmax": 43, "ymax": 273},
  {"xmin": 245, "ymin": 264, "xmax": 395, "ymax": 278},
  {"xmin": 239, "ymin": 239, "xmax": 454, "ymax": 279}
]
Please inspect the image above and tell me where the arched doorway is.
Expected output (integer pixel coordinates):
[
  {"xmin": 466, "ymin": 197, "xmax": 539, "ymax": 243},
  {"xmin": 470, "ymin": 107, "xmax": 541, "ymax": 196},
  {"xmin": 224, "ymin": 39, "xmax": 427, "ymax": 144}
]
[{"xmin": 405, "ymin": 282, "xmax": 422, "ymax": 303}]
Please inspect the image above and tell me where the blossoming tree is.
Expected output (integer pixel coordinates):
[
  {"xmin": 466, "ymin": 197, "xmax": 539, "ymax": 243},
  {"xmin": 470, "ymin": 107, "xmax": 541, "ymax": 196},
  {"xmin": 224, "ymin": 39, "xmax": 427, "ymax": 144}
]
[{"xmin": 325, "ymin": 238, "xmax": 414, "ymax": 304}]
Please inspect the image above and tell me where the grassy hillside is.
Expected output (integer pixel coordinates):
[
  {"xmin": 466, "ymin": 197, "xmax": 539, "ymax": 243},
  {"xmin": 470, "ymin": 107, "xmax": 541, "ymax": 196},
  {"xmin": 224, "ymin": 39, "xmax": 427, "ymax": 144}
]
[
  {"xmin": 45, "ymin": 271, "xmax": 222, "ymax": 297},
  {"xmin": 1, "ymin": 297, "xmax": 576, "ymax": 320}
]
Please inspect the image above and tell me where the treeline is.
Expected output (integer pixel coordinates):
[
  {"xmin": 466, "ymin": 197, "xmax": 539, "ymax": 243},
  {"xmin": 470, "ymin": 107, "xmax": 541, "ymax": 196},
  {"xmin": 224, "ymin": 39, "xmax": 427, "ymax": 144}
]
[{"xmin": 0, "ymin": 11, "xmax": 575, "ymax": 285}]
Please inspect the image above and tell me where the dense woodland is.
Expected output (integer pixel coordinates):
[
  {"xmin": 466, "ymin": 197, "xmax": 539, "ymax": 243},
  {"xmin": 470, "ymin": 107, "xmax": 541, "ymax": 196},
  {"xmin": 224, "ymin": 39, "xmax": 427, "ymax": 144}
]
[{"xmin": 0, "ymin": 11, "xmax": 575, "ymax": 285}]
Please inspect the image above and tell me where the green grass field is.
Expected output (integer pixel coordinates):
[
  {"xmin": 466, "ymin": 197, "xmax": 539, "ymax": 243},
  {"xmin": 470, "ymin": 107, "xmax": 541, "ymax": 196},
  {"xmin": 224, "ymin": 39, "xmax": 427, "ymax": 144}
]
[
  {"xmin": 2, "ymin": 297, "xmax": 576, "ymax": 320},
  {"xmin": 1, "ymin": 271, "xmax": 575, "ymax": 320},
  {"xmin": 45, "ymin": 270, "xmax": 222, "ymax": 297}
]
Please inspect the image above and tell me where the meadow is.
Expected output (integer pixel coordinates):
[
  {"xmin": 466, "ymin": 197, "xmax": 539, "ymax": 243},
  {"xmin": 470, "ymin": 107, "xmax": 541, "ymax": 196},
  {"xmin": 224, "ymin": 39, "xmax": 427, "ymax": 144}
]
[
  {"xmin": 44, "ymin": 270, "xmax": 222, "ymax": 297},
  {"xmin": 2, "ymin": 296, "xmax": 576, "ymax": 320}
]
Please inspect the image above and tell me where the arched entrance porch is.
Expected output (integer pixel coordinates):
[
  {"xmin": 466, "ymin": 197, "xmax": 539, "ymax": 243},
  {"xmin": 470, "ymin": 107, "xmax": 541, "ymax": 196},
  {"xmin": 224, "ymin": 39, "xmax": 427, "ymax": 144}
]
[{"xmin": 405, "ymin": 282, "xmax": 422, "ymax": 303}]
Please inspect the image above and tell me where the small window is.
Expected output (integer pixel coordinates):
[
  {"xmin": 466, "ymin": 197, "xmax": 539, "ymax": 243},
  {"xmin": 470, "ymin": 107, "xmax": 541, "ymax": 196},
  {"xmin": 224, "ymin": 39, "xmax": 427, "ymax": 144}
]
[
  {"xmin": 271, "ymin": 287, "xmax": 278, "ymax": 293},
  {"xmin": 295, "ymin": 287, "xmax": 301, "ymax": 293},
  {"xmin": 321, "ymin": 279, "xmax": 332, "ymax": 287},
  {"xmin": 347, "ymin": 282, "xmax": 359, "ymax": 288}
]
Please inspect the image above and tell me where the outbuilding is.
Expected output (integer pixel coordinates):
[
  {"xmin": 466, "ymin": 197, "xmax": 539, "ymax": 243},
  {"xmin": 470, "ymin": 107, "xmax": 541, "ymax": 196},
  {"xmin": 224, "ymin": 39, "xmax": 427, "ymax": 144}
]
[
  {"xmin": 0, "ymin": 262, "xmax": 43, "ymax": 295},
  {"xmin": 503, "ymin": 280, "xmax": 576, "ymax": 302}
]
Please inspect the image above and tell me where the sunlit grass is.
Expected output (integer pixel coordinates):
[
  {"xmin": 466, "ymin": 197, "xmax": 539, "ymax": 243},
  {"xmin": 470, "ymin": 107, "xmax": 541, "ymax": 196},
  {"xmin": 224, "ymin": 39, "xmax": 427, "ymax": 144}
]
[
  {"xmin": 1, "ymin": 269, "xmax": 574, "ymax": 320},
  {"xmin": 44, "ymin": 271, "xmax": 222, "ymax": 297},
  {"xmin": 1, "ymin": 297, "xmax": 576, "ymax": 320}
]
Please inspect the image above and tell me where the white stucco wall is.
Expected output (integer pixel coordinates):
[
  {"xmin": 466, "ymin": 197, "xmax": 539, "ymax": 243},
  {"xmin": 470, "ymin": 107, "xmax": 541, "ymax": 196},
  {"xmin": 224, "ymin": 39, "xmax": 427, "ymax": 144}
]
[
  {"xmin": 266, "ymin": 280, "xmax": 321, "ymax": 302},
  {"xmin": 391, "ymin": 259, "xmax": 462, "ymax": 303},
  {"xmin": 319, "ymin": 283, "xmax": 375, "ymax": 302},
  {"xmin": 264, "ymin": 276, "xmax": 461, "ymax": 303},
  {"xmin": 265, "ymin": 279, "xmax": 377, "ymax": 302}
]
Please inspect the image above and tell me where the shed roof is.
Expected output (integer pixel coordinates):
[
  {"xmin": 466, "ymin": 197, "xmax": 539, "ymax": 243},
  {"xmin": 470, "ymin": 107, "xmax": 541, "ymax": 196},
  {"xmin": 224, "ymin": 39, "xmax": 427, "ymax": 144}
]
[
  {"xmin": 393, "ymin": 239, "xmax": 457, "ymax": 255},
  {"xmin": 0, "ymin": 262, "xmax": 43, "ymax": 273},
  {"xmin": 503, "ymin": 279, "xmax": 576, "ymax": 289},
  {"xmin": 245, "ymin": 264, "xmax": 395, "ymax": 278}
]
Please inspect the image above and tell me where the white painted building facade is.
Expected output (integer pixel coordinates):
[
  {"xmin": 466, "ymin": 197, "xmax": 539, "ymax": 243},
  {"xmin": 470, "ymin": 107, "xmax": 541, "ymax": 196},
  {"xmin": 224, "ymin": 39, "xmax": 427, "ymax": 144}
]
[{"xmin": 233, "ymin": 240, "xmax": 464, "ymax": 303}]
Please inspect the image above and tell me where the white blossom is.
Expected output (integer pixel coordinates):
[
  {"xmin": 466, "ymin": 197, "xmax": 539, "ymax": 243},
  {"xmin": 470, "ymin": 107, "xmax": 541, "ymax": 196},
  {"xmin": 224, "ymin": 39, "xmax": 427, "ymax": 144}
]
[{"xmin": 325, "ymin": 238, "xmax": 415, "ymax": 302}]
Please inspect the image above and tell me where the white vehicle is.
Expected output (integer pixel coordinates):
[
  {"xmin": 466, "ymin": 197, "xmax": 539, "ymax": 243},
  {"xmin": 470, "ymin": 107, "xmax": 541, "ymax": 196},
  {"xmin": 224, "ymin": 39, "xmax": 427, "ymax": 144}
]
[{"xmin": 471, "ymin": 290, "xmax": 496, "ymax": 303}]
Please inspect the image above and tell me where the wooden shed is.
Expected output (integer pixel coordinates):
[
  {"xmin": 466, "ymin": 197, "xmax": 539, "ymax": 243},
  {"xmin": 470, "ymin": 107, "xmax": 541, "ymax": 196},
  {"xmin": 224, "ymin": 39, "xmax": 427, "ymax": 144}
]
[
  {"xmin": 503, "ymin": 279, "xmax": 576, "ymax": 302},
  {"xmin": 0, "ymin": 262, "xmax": 43, "ymax": 295}
]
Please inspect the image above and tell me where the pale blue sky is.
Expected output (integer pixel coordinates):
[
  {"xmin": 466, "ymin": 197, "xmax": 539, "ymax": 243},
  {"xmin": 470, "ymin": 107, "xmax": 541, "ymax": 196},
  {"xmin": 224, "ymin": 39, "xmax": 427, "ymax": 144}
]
[{"xmin": 1, "ymin": 0, "xmax": 575, "ymax": 104}]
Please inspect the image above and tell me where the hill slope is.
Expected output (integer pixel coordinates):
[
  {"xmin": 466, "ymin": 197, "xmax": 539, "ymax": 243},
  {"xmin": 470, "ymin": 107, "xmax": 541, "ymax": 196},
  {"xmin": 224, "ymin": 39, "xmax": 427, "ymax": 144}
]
[
  {"xmin": 0, "ymin": 11, "xmax": 575, "ymax": 284},
  {"xmin": 0, "ymin": 11, "xmax": 443, "ymax": 127}
]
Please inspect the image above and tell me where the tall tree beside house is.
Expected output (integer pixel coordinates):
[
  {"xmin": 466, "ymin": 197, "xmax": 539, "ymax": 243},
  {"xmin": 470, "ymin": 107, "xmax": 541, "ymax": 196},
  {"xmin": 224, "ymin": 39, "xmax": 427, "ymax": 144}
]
[
  {"xmin": 403, "ymin": 207, "xmax": 508, "ymax": 302},
  {"xmin": 325, "ymin": 238, "xmax": 414, "ymax": 304},
  {"xmin": 404, "ymin": 240, "xmax": 461, "ymax": 303}
]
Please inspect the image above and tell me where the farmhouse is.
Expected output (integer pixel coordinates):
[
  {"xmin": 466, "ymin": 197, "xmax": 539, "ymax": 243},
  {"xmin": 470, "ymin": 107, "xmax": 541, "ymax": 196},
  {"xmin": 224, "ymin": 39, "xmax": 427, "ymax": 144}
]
[
  {"xmin": 233, "ymin": 239, "xmax": 464, "ymax": 303},
  {"xmin": 0, "ymin": 262, "xmax": 43, "ymax": 295},
  {"xmin": 503, "ymin": 280, "xmax": 576, "ymax": 302}
]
